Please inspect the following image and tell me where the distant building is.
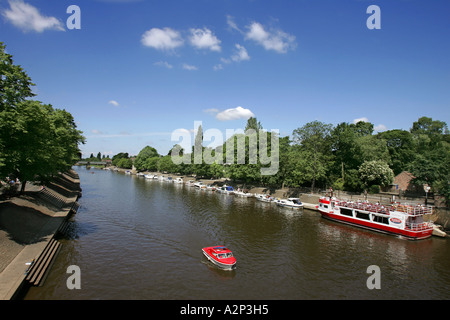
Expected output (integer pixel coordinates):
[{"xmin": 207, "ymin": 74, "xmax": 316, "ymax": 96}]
[
  {"xmin": 394, "ymin": 171, "xmax": 415, "ymax": 191},
  {"xmin": 392, "ymin": 171, "xmax": 424, "ymax": 195}
]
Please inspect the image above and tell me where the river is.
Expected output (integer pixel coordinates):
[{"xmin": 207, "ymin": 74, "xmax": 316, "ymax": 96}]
[{"xmin": 24, "ymin": 166, "xmax": 450, "ymax": 300}]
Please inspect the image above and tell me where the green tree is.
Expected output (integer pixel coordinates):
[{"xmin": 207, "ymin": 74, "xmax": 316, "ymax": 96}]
[
  {"xmin": 330, "ymin": 122, "xmax": 359, "ymax": 185},
  {"xmin": 292, "ymin": 121, "xmax": 333, "ymax": 190},
  {"xmin": 134, "ymin": 145, "xmax": 159, "ymax": 170},
  {"xmin": 377, "ymin": 129, "xmax": 415, "ymax": 175},
  {"xmin": 409, "ymin": 117, "xmax": 449, "ymax": 200},
  {"xmin": 0, "ymin": 42, "xmax": 35, "ymax": 112},
  {"xmin": 359, "ymin": 160, "xmax": 394, "ymax": 190},
  {"xmin": 112, "ymin": 152, "xmax": 129, "ymax": 166},
  {"xmin": 117, "ymin": 157, "xmax": 133, "ymax": 169},
  {"xmin": 356, "ymin": 135, "xmax": 390, "ymax": 164},
  {"xmin": 245, "ymin": 117, "xmax": 262, "ymax": 132},
  {"xmin": 159, "ymin": 155, "xmax": 177, "ymax": 173},
  {"xmin": 0, "ymin": 42, "xmax": 85, "ymax": 191},
  {"xmin": 144, "ymin": 156, "xmax": 160, "ymax": 172},
  {"xmin": 0, "ymin": 100, "xmax": 85, "ymax": 192},
  {"xmin": 330, "ymin": 121, "xmax": 390, "ymax": 190},
  {"xmin": 1, "ymin": 101, "xmax": 53, "ymax": 191},
  {"xmin": 411, "ymin": 116, "xmax": 448, "ymax": 138},
  {"xmin": 1, "ymin": 42, "xmax": 36, "ymax": 171},
  {"xmin": 50, "ymin": 108, "xmax": 85, "ymax": 171},
  {"xmin": 208, "ymin": 161, "xmax": 224, "ymax": 179},
  {"xmin": 262, "ymin": 136, "xmax": 292, "ymax": 188},
  {"xmin": 351, "ymin": 121, "xmax": 374, "ymax": 136}
]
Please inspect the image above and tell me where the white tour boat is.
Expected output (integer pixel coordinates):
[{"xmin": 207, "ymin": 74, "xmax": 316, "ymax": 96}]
[{"xmin": 318, "ymin": 197, "xmax": 434, "ymax": 240}]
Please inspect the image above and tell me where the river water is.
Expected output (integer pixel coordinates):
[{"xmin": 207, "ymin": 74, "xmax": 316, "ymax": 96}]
[{"xmin": 24, "ymin": 166, "xmax": 450, "ymax": 300}]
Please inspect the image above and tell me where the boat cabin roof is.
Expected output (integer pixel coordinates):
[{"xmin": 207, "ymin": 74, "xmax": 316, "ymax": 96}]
[{"xmin": 212, "ymin": 246, "xmax": 231, "ymax": 253}]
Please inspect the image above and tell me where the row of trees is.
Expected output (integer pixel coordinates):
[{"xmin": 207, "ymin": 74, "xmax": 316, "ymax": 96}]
[
  {"xmin": 113, "ymin": 115, "xmax": 449, "ymax": 204},
  {"xmin": 0, "ymin": 42, "xmax": 85, "ymax": 192},
  {"xmin": 84, "ymin": 152, "xmax": 110, "ymax": 162}
]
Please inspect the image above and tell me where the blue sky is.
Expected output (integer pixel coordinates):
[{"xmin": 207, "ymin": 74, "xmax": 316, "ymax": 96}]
[{"xmin": 1, "ymin": 0, "xmax": 449, "ymax": 157}]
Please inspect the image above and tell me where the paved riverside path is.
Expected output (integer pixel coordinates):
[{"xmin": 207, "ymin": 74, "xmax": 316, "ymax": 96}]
[{"xmin": 0, "ymin": 173, "xmax": 80, "ymax": 300}]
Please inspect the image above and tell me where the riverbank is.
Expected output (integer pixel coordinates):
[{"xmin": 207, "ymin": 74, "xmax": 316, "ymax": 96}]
[
  {"xmin": 0, "ymin": 170, "xmax": 81, "ymax": 300},
  {"xmin": 109, "ymin": 167, "xmax": 321, "ymax": 206},
  {"xmin": 108, "ymin": 166, "xmax": 449, "ymax": 234}
]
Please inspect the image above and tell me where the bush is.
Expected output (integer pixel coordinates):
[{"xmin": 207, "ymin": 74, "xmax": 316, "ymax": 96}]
[
  {"xmin": 344, "ymin": 169, "xmax": 364, "ymax": 192},
  {"xmin": 117, "ymin": 158, "xmax": 133, "ymax": 169},
  {"xmin": 368, "ymin": 184, "xmax": 380, "ymax": 194},
  {"xmin": 359, "ymin": 160, "xmax": 394, "ymax": 188},
  {"xmin": 332, "ymin": 178, "xmax": 344, "ymax": 191}
]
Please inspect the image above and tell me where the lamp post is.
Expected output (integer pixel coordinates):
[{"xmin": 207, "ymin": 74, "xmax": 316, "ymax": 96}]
[{"xmin": 424, "ymin": 185, "xmax": 431, "ymax": 205}]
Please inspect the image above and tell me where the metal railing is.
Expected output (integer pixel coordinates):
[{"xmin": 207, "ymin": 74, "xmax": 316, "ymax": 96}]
[
  {"xmin": 405, "ymin": 222, "xmax": 434, "ymax": 231},
  {"xmin": 395, "ymin": 205, "xmax": 433, "ymax": 215},
  {"xmin": 334, "ymin": 200, "xmax": 434, "ymax": 216}
]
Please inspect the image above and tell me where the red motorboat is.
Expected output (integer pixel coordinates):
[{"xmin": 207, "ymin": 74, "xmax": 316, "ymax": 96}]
[
  {"xmin": 202, "ymin": 246, "xmax": 236, "ymax": 270},
  {"xmin": 318, "ymin": 197, "xmax": 434, "ymax": 240}
]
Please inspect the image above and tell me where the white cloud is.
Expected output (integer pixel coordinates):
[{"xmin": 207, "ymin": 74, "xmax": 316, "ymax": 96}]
[
  {"xmin": 374, "ymin": 124, "xmax": 388, "ymax": 132},
  {"xmin": 203, "ymin": 108, "xmax": 220, "ymax": 114},
  {"xmin": 217, "ymin": 44, "xmax": 250, "ymax": 69},
  {"xmin": 352, "ymin": 118, "xmax": 387, "ymax": 132},
  {"xmin": 245, "ymin": 22, "xmax": 296, "ymax": 53},
  {"xmin": 91, "ymin": 129, "xmax": 104, "ymax": 135},
  {"xmin": 216, "ymin": 106, "xmax": 255, "ymax": 121},
  {"xmin": 189, "ymin": 28, "xmax": 221, "ymax": 52},
  {"xmin": 154, "ymin": 61, "xmax": 173, "ymax": 69},
  {"xmin": 213, "ymin": 64, "xmax": 223, "ymax": 71},
  {"xmin": 353, "ymin": 117, "xmax": 369, "ymax": 124},
  {"xmin": 108, "ymin": 100, "xmax": 120, "ymax": 107},
  {"xmin": 182, "ymin": 63, "xmax": 198, "ymax": 71},
  {"xmin": 231, "ymin": 44, "xmax": 250, "ymax": 62},
  {"xmin": 141, "ymin": 27, "xmax": 184, "ymax": 51},
  {"xmin": 2, "ymin": 0, "xmax": 65, "ymax": 33},
  {"xmin": 226, "ymin": 15, "xmax": 242, "ymax": 33},
  {"xmin": 174, "ymin": 128, "xmax": 195, "ymax": 134}
]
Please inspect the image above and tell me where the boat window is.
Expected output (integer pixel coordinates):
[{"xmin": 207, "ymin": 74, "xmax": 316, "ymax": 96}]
[
  {"xmin": 373, "ymin": 215, "xmax": 388, "ymax": 224},
  {"xmin": 340, "ymin": 208, "xmax": 353, "ymax": 217},
  {"xmin": 355, "ymin": 211, "xmax": 370, "ymax": 220}
]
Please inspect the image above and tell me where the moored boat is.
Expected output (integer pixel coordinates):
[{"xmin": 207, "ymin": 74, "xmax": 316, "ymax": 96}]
[
  {"xmin": 174, "ymin": 177, "xmax": 184, "ymax": 184},
  {"xmin": 202, "ymin": 246, "xmax": 236, "ymax": 270},
  {"xmin": 318, "ymin": 197, "xmax": 434, "ymax": 240},
  {"xmin": 276, "ymin": 198, "xmax": 303, "ymax": 209},
  {"xmin": 255, "ymin": 194, "xmax": 273, "ymax": 202},
  {"xmin": 217, "ymin": 185, "xmax": 234, "ymax": 194},
  {"xmin": 194, "ymin": 181, "xmax": 206, "ymax": 189},
  {"xmin": 234, "ymin": 189, "xmax": 253, "ymax": 197}
]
